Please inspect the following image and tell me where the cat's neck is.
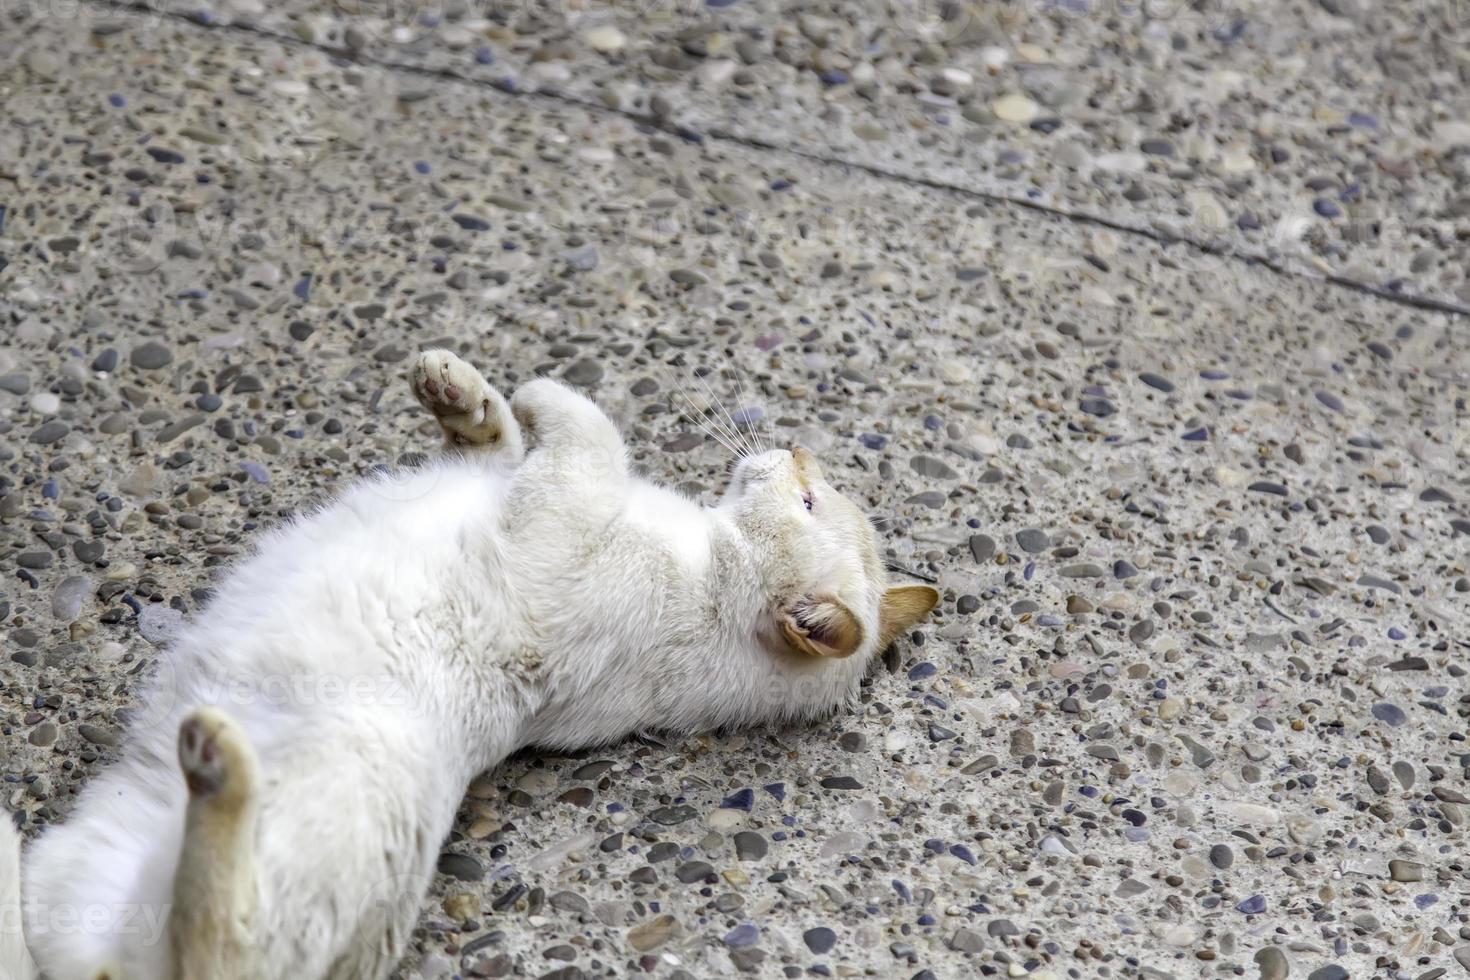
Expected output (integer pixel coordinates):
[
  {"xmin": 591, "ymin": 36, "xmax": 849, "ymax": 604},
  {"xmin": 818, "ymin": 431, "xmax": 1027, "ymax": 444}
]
[
  {"xmin": 701, "ymin": 510, "xmax": 762, "ymax": 587},
  {"xmin": 692, "ymin": 508, "xmax": 772, "ymax": 643}
]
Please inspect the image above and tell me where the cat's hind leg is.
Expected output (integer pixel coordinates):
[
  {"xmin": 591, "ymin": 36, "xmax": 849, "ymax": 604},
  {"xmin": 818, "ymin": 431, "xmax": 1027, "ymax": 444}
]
[
  {"xmin": 169, "ymin": 708, "xmax": 261, "ymax": 980},
  {"xmin": 410, "ymin": 349, "xmax": 524, "ymax": 463}
]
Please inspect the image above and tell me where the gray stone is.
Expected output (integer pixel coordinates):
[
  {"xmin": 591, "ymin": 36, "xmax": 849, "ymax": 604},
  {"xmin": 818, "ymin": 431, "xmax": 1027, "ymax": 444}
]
[
  {"xmin": 650, "ymin": 805, "xmax": 697, "ymax": 825},
  {"xmin": 1015, "ymin": 528, "xmax": 1049, "ymax": 553},
  {"xmin": 437, "ymin": 853, "xmax": 484, "ymax": 882},
  {"xmin": 30, "ymin": 421, "xmax": 69, "ymax": 444},
  {"xmin": 910, "ymin": 455, "xmax": 959, "ymax": 479},
  {"xmin": 562, "ymin": 360, "xmax": 604, "ymax": 387},
  {"xmin": 17, "ymin": 551, "xmax": 53, "ymax": 570},
  {"xmin": 130, "ymin": 342, "xmax": 174, "ymax": 370},
  {"xmin": 1253, "ymin": 946, "xmax": 1289, "ymax": 980},
  {"xmin": 1388, "ymin": 860, "xmax": 1423, "ymax": 882},
  {"xmin": 968, "ymin": 534, "xmax": 996, "ymax": 564},
  {"xmin": 733, "ymin": 832, "xmax": 767, "ymax": 861},
  {"xmin": 51, "ymin": 575, "xmax": 92, "ymax": 621},
  {"xmin": 77, "ymin": 723, "xmax": 119, "ymax": 747}
]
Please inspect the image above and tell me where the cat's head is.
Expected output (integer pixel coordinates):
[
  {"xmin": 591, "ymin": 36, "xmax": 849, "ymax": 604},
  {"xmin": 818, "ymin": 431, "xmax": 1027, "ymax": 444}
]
[{"xmin": 719, "ymin": 447, "xmax": 939, "ymax": 661}]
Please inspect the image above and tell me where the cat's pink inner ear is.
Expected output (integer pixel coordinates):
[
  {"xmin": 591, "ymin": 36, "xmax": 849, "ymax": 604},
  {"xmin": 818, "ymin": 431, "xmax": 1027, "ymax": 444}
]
[
  {"xmin": 778, "ymin": 596, "xmax": 864, "ymax": 659},
  {"xmin": 876, "ymin": 585, "xmax": 940, "ymax": 652}
]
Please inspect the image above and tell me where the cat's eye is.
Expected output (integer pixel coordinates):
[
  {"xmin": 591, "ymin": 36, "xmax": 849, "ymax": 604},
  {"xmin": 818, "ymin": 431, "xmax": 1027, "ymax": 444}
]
[{"xmin": 801, "ymin": 490, "xmax": 814, "ymax": 512}]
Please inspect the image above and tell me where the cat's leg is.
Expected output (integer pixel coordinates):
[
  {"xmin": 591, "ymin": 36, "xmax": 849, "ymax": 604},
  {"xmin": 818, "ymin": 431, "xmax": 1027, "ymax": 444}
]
[
  {"xmin": 409, "ymin": 349, "xmax": 524, "ymax": 463},
  {"xmin": 243, "ymin": 708, "xmax": 486, "ymax": 980},
  {"xmin": 509, "ymin": 378, "xmax": 626, "ymax": 473},
  {"xmin": 169, "ymin": 708, "xmax": 261, "ymax": 980}
]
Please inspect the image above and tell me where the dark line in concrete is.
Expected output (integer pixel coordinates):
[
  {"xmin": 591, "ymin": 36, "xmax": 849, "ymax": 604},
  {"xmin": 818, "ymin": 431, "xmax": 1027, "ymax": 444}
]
[
  {"xmin": 734, "ymin": 138, "xmax": 1470, "ymax": 321},
  {"xmin": 85, "ymin": 0, "xmax": 1470, "ymax": 320}
]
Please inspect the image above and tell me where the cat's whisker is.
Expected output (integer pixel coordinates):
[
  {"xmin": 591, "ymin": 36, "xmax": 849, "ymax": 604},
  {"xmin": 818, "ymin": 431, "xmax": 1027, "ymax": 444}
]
[
  {"xmin": 672, "ymin": 377, "xmax": 741, "ymax": 462},
  {"xmin": 691, "ymin": 394, "xmax": 744, "ymax": 462},
  {"xmin": 686, "ymin": 371, "xmax": 727, "ymax": 441},
  {"xmin": 699, "ymin": 370, "xmax": 756, "ymax": 461},
  {"xmin": 718, "ymin": 359, "xmax": 752, "ymax": 455},
  {"xmin": 883, "ymin": 561, "xmax": 939, "ymax": 584},
  {"xmin": 693, "ymin": 371, "xmax": 751, "ymax": 461},
  {"xmin": 729, "ymin": 363, "xmax": 768, "ymax": 455},
  {"xmin": 722, "ymin": 353, "xmax": 768, "ymax": 457},
  {"xmin": 696, "ymin": 417, "xmax": 740, "ymax": 460},
  {"xmin": 729, "ymin": 370, "xmax": 764, "ymax": 457},
  {"xmin": 683, "ymin": 401, "xmax": 739, "ymax": 460},
  {"xmin": 673, "ymin": 373, "xmax": 724, "ymax": 446}
]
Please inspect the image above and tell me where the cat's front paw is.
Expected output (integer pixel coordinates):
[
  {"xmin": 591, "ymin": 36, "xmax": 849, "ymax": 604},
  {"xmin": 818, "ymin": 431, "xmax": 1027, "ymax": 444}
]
[
  {"xmin": 178, "ymin": 707, "xmax": 257, "ymax": 807},
  {"xmin": 509, "ymin": 378, "xmax": 603, "ymax": 441},
  {"xmin": 508, "ymin": 378, "xmax": 628, "ymax": 476},
  {"xmin": 410, "ymin": 349, "xmax": 512, "ymax": 449}
]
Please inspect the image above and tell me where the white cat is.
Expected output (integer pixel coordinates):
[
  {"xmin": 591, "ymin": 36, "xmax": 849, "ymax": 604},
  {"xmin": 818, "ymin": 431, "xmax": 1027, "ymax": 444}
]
[{"xmin": 1, "ymin": 349, "xmax": 938, "ymax": 980}]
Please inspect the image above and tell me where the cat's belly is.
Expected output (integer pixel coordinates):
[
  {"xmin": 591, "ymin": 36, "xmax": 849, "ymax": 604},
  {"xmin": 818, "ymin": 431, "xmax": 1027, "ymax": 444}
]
[{"xmin": 151, "ymin": 459, "xmax": 529, "ymax": 755}]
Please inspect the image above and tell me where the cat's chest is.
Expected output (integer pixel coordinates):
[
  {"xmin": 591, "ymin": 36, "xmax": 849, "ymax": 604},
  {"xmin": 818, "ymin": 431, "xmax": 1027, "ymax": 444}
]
[{"xmin": 499, "ymin": 479, "xmax": 712, "ymax": 615}]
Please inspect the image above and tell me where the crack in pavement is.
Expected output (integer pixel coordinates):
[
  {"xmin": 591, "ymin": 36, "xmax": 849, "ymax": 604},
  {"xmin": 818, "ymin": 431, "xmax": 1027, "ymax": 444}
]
[{"xmin": 72, "ymin": 0, "xmax": 1470, "ymax": 321}]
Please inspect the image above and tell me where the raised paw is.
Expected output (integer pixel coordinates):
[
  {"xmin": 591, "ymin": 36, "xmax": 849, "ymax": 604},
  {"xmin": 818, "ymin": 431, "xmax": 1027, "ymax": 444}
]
[
  {"xmin": 178, "ymin": 707, "xmax": 257, "ymax": 806},
  {"xmin": 509, "ymin": 378, "xmax": 593, "ymax": 438},
  {"xmin": 410, "ymin": 349, "xmax": 516, "ymax": 451},
  {"xmin": 510, "ymin": 377, "xmax": 627, "ymax": 465}
]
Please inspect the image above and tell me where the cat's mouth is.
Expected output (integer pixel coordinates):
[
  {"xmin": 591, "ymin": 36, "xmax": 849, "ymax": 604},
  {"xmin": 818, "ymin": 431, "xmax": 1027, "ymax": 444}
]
[{"xmin": 728, "ymin": 448, "xmax": 795, "ymax": 490}]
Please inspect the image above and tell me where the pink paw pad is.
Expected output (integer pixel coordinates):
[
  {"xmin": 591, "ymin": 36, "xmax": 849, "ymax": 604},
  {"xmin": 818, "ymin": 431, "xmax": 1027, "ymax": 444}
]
[{"xmin": 179, "ymin": 716, "xmax": 226, "ymax": 797}]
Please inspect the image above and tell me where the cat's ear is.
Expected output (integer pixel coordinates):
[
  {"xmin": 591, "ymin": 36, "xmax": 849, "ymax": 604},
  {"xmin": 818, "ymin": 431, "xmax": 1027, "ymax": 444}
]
[
  {"xmin": 876, "ymin": 585, "xmax": 940, "ymax": 651},
  {"xmin": 778, "ymin": 596, "xmax": 865, "ymax": 659}
]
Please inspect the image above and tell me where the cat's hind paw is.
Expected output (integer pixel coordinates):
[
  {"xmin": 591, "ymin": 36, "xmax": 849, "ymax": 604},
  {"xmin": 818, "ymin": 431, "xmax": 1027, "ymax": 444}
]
[
  {"xmin": 410, "ymin": 349, "xmax": 517, "ymax": 452},
  {"xmin": 178, "ymin": 707, "xmax": 257, "ymax": 808}
]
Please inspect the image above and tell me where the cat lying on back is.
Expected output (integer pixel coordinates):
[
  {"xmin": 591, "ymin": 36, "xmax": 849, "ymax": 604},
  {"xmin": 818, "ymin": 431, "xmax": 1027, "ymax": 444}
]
[{"xmin": 1, "ymin": 349, "xmax": 938, "ymax": 979}]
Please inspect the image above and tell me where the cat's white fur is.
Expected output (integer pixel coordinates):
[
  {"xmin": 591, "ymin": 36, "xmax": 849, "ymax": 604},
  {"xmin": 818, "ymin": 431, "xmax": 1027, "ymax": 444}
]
[{"xmin": 1, "ymin": 350, "xmax": 937, "ymax": 980}]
